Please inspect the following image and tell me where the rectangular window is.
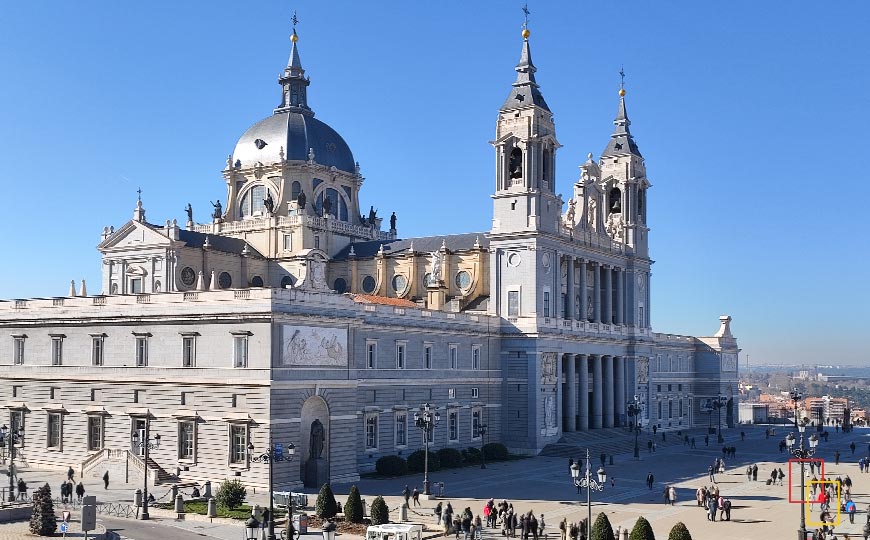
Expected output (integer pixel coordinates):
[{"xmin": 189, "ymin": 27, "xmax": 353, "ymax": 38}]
[
  {"xmin": 471, "ymin": 387, "xmax": 479, "ymax": 398},
  {"xmin": 314, "ymin": 236, "xmax": 320, "ymax": 250},
  {"xmin": 668, "ymin": 384, "xmax": 672, "ymax": 392},
  {"xmin": 182, "ymin": 336, "xmax": 196, "ymax": 367},
  {"xmin": 543, "ymin": 291, "xmax": 550, "ymax": 317},
  {"xmin": 658, "ymin": 401, "xmax": 662, "ymax": 420},
  {"xmin": 229, "ymin": 424, "xmax": 248, "ymax": 465},
  {"xmin": 12, "ymin": 386, "xmax": 21, "ymax": 398},
  {"xmin": 135, "ymin": 337, "xmax": 148, "ymax": 367},
  {"xmin": 179, "ymin": 421, "xmax": 195, "ymax": 461},
  {"xmin": 91, "ymin": 336, "xmax": 104, "ymax": 366},
  {"xmin": 472, "ymin": 408, "xmax": 482, "ymax": 440},
  {"xmin": 668, "ymin": 400, "xmax": 673, "ymax": 418},
  {"xmin": 50, "ymin": 387, "xmax": 59, "ymax": 400},
  {"xmin": 448, "ymin": 411, "xmax": 458, "ymax": 441},
  {"xmin": 13, "ymin": 336, "xmax": 25, "ymax": 365},
  {"xmin": 657, "ymin": 384, "xmax": 661, "ymax": 393},
  {"xmin": 365, "ymin": 414, "xmax": 378, "ymax": 449},
  {"xmin": 639, "ymin": 306, "xmax": 644, "ymax": 327},
  {"xmin": 366, "ymin": 340, "xmax": 377, "ymax": 369},
  {"xmin": 395, "ymin": 412, "xmax": 407, "ymax": 447},
  {"xmin": 87, "ymin": 416, "xmax": 103, "ymax": 451},
  {"xmin": 47, "ymin": 413, "xmax": 62, "ymax": 449},
  {"xmin": 90, "ymin": 389, "xmax": 101, "ymax": 402},
  {"xmin": 10, "ymin": 410, "xmax": 24, "ymax": 442},
  {"xmin": 133, "ymin": 389, "xmax": 143, "ymax": 404},
  {"xmin": 448, "ymin": 388, "xmax": 456, "ymax": 399},
  {"xmin": 51, "ymin": 336, "xmax": 64, "ymax": 366},
  {"xmin": 423, "ymin": 343, "xmax": 432, "ymax": 369},
  {"xmin": 130, "ymin": 278, "xmax": 143, "ymax": 294},
  {"xmin": 233, "ymin": 335, "xmax": 249, "ymax": 368},
  {"xmin": 471, "ymin": 345, "xmax": 481, "ymax": 370},
  {"xmin": 283, "ymin": 234, "xmax": 292, "ymax": 251},
  {"xmin": 508, "ymin": 291, "xmax": 520, "ymax": 317},
  {"xmin": 678, "ymin": 384, "xmax": 683, "ymax": 392},
  {"xmin": 449, "ymin": 344, "xmax": 458, "ymax": 369},
  {"xmin": 396, "ymin": 342, "xmax": 406, "ymax": 369}
]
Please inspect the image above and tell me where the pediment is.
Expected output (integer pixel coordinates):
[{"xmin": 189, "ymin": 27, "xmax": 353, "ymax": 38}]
[{"xmin": 98, "ymin": 221, "xmax": 170, "ymax": 251}]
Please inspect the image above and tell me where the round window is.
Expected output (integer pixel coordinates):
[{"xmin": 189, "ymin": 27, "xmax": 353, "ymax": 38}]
[
  {"xmin": 392, "ymin": 274, "xmax": 408, "ymax": 293},
  {"xmin": 218, "ymin": 272, "xmax": 232, "ymax": 289},
  {"xmin": 362, "ymin": 276, "xmax": 376, "ymax": 293},
  {"xmin": 181, "ymin": 266, "xmax": 196, "ymax": 287},
  {"xmin": 333, "ymin": 278, "xmax": 347, "ymax": 294},
  {"xmin": 250, "ymin": 276, "xmax": 264, "ymax": 287},
  {"xmin": 507, "ymin": 252, "xmax": 521, "ymax": 267},
  {"xmin": 455, "ymin": 271, "xmax": 471, "ymax": 289}
]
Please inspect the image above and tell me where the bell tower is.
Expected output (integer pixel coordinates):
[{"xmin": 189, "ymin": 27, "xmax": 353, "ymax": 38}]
[{"xmin": 490, "ymin": 21, "xmax": 561, "ymax": 236}]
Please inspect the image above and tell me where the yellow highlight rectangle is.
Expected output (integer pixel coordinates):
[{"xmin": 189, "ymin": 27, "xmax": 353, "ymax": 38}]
[{"xmin": 805, "ymin": 480, "xmax": 841, "ymax": 527}]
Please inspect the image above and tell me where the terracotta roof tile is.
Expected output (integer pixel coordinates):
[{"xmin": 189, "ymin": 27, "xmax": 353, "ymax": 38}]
[{"xmin": 350, "ymin": 294, "xmax": 418, "ymax": 308}]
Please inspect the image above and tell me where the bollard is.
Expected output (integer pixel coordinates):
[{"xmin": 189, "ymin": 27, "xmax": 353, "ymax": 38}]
[
  {"xmin": 621, "ymin": 527, "xmax": 629, "ymax": 540},
  {"xmin": 175, "ymin": 493, "xmax": 184, "ymax": 514},
  {"xmin": 207, "ymin": 497, "xmax": 217, "ymax": 518},
  {"xmin": 400, "ymin": 504, "xmax": 408, "ymax": 522},
  {"xmin": 134, "ymin": 489, "xmax": 143, "ymax": 508},
  {"xmin": 203, "ymin": 481, "xmax": 212, "ymax": 499},
  {"xmin": 171, "ymin": 484, "xmax": 179, "ymax": 501}
]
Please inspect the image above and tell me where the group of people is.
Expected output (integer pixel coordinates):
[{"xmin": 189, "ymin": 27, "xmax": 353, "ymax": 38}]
[
  {"xmin": 401, "ymin": 485, "xmax": 421, "ymax": 508},
  {"xmin": 708, "ymin": 458, "xmax": 727, "ymax": 483},
  {"xmin": 695, "ymin": 484, "xmax": 732, "ymax": 521},
  {"xmin": 433, "ymin": 500, "xmax": 550, "ymax": 540}
]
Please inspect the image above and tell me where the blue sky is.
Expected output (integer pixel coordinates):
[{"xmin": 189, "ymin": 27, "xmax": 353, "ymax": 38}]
[{"xmin": 0, "ymin": 2, "xmax": 867, "ymax": 366}]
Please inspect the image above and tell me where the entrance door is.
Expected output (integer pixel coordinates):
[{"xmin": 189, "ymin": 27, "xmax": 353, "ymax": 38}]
[{"xmin": 132, "ymin": 419, "xmax": 146, "ymax": 456}]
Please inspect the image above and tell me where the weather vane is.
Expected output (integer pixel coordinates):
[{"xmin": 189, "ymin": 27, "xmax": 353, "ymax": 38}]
[
  {"xmin": 619, "ymin": 66, "xmax": 626, "ymax": 90},
  {"xmin": 522, "ymin": 3, "xmax": 530, "ymax": 29}
]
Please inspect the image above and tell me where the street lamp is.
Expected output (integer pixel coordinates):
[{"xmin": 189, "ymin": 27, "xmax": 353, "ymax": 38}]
[
  {"xmin": 413, "ymin": 403, "xmax": 440, "ymax": 496},
  {"xmin": 131, "ymin": 424, "xmax": 160, "ymax": 520},
  {"xmin": 248, "ymin": 440, "xmax": 296, "ymax": 540},
  {"xmin": 246, "ymin": 515, "xmax": 261, "ymax": 540},
  {"xmin": 626, "ymin": 397, "xmax": 641, "ymax": 459},
  {"xmin": 786, "ymin": 389, "xmax": 819, "ymax": 540},
  {"xmin": 0, "ymin": 424, "xmax": 24, "ymax": 502},
  {"xmin": 570, "ymin": 448, "xmax": 606, "ymax": 540},
  {"xmin": 714, "ymin": 395, "xmax": 726, "ymax": 444},
  {"xmin": 477, "ymin": 424, "xmax": 488, "ymax": 469}
]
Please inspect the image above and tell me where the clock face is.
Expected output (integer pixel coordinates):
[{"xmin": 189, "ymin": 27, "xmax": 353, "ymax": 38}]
[{"xmin": 181, "ymin": 267, "xmax": 196, "ymax": 287}]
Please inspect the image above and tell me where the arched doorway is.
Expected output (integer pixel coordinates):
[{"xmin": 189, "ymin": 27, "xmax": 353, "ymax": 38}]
[{"xmin": 300, "ymin": 395, "xmax": 330, "ymax": 487}]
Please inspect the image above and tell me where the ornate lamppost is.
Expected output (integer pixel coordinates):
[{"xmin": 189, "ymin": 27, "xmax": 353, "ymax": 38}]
[
  {"xmin": 0, "ymin": 424, "xmax": 24, "ymax": 502},
  {"xmin": 131, "ymin": 424, "xmax": 160, "ymax": 520},
  {"xmin": 413, "ymin": 403, "xmax": 440, "ymax": 496},
  {"xmin": 714, "ymin": 395, "xmax": 726, "ymax": 443},
  {"xmin": 248, "ymin": 440, "xmax": 296, "ymax": 540},
  {"xmin": 570, "ymin": 448, "xmax": 606, "ymax": 540},
  {"xmin": 785, "ymin": 389, "xmax": 819, "ymax": 540},
  {"xmin": 477, "ymin": 424, "xmax": 488, "ymax": 469},
  {"xmin": 626, "ymin": 397, "xmax": 641, "ymax": 459}
]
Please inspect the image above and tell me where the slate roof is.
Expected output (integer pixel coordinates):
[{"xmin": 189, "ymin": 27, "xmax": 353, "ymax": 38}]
[
  {"xmin": 332, "ymin": 232, "xmax": 488, "ymax": 261},
  {"xmin": 501, "ymin": 38, "xmax": 550, "ymax": 113},
  {"xmin": 177, "ymin": 229, "xmax": 264, "ymax": 258},
  {"xmin": 601, "ymin": 96, "xmax": 642, "ymax": 158}
]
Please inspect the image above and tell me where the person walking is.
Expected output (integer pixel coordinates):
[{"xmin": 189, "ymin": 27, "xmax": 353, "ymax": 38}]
[
  {"xmin": 652, "ymin": 441, "xmax": 657, "ymax": 452},
  {"xmin": 752, "ymin": 464, "xmax": 759, "ymax": 481},
  {"xmin": 708, "ymin": 494, "xmax": 718, "ymax": 521},
  {"xmin": 435, "ymin": 502, "xmax": 443, "ymax": 526},
  {"xmin": 722, "ymin": 498, "xmax": 732, "ymax": 521},
  {"xmin": 646, "ymin": 472, "xmax": 654, "ymax": 490},
  {"xmin": 67, "ymin": 466, "xmax": 75, "ymax": 482},
  {"xmin": 662, "ymin": 485, "xmax": 670, "ymax": 505},
  {"xmin": 412, "ymin": 487, "xmax": 420, "ymax": 507},
  {"xmin": 75, "ymin": 482, "xmax": 85, "ymax": 503},
  {"xmin": 746, "ymin": 466, "xmax": 753, "ymax": 481},
  {"xmin": 402, "ymin": 485, "xmax": 410, "ymax": 506},
  {"xmin": 835, "ymin": 451, "xmax": 841, "ymax": 465},
  {"xmin": 668, "ymin": 486, "xmax": 676, "ymax": 506},
  {"xmin": 538, "ymin": 514, "xmax": 545, "ymax": 539},
  {"xmin": 103, "ymin": 471, "xmax": 110, "ymax": 490},
  {"xmin": 851, "ymin": 442, "xmax": 856, "ymax": 454},
  {"xmin": 16, "ymin": 478, "xmax": 27, "ymax": 501},
  {"xmin": 709, "ymin": 465, "xmax": 716, "ymax": 484},
  {"xmin": 530, "ymin": 513, "xmax": 539, "ymax": 540},
  {"xmin": 691, "ymin": 437, "xmax": 696, "ymax": 448},
  {"xmin": 778, "ymin": 468, "xmax": 785, "ymax": 486},
  {"xmin": 559, "ymin": 518, "xmax": 567, "ymax": 540},
  {"xmin": 846, "ymin": 498, "xmax": 857, "ymax": 524}
]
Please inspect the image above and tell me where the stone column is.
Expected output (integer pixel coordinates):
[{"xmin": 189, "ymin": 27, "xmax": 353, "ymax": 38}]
[
  {"xmin": 578, "ymin": 259, "xmax": 588, "ymax": 321},
  {"xmin": 615, "ymin": 268, "xmax": 624, "ymax": 326},
  {"xmin": 578, "ymin": 354, "xmax": 589, "ymax": 431},
  {"xmin": 565, "ymin": 255, "xmax": 575, "ymax": 320},
  {"xmin": 592, "ymin": 355, "xmax": 603, "ymax": 429},
  {"xmin": 615, "ymin": 356, "xmax": 626, "ymax": 427},
  {"xmin": 566, "ymin": 355, "xmax": 576, "ymax": 432},
  {"xmin": 603, "ymin": 265, "xmax": 612, "ymax": 325},
  {"xmin": 603, "ymin": 355, "xmax": 614, "ymax": 428},
  {"xmin": 592, "ymin": 262, "xmax": 601, "ymax": 323}
]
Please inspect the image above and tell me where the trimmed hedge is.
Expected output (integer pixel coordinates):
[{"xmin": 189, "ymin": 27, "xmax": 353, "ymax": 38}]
[
  {"xmin": 437, "ymin": 448, "xmax": 463, "ymax": 468},
  {"xmin": 482, "ymin": 442, "xmax": 509, "ymax": 461},
  {"xmin": 315, "ymin": 483, "xmax": 338, "ymax": 519},
  {"xmin": 344, "ymin": 485, "xmax": 364, "ymax": 524},
  {"xmin": 375, "ymin": 455, "xmax": 409, "ymax": 477},
  {"xmin": 370, "ymin": 496, "xmax": 389, "ymax": 525},
  {"xmin": 407, "ymin": 450, "xmax": 441, "ymax": 473},
  {"xmin": 590, "ymin": 513, "xmax": 615, "ymax": 540},
  {"xmin": 667, "ymin": 522, "xmax": 692, "ymax": 540},
  {"xmin": 629, "ymin": 516, "xmax": 656, "ymax": 540},
  {"xmin": 463, "ymin": 447, "xmax": 482, "ymax": 465},
  {"xmin": 215, "ymin": 479, "xmax": 247, "ymax": 510}
]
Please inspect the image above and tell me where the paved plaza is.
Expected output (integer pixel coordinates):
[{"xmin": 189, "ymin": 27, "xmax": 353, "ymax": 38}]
[{"xmin": 4, "ymin": 424, "xmax": 869, "ymax": 539}]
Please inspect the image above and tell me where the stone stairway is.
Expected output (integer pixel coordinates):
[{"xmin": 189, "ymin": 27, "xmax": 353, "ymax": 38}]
[
  {"xmin": 539, "ymin": 427, "xmax": 715, "ymax": 459},
  {"xmin": 81, "ymin": 449, "xmax": 178, "ymax": 485},
  {"xmin": 145, "ymin": 456, "xmax": 178, "ymax": 485}
]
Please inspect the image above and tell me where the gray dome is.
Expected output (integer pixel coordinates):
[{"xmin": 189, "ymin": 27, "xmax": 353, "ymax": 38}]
[{"xmin": 232, "ymin": 111, "xmax": 356, "ymax": 173}]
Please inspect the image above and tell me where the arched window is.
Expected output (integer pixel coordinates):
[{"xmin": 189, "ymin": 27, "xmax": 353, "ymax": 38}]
[
  {"xmin": 291, "ymin": 181, "xmax": 301, "ymax": 202},
  {"xmin": 315, "ymin": 188, "xmax": 348, "ymax": 222},
  {"xmin": 509, "ymin": 147, "xmax": 523, "ymax": 180},
  {"xmin": 608, "ymin": 187, "xmax": 622, "ymax": 214},
  {"xmin": 239, "ymin": 185, "xmax": 272, "ymax": 218},
  {"xmin": 250, "ymin": 276, "xmax": 264, "ymax": 287},
  {"xmin": 333, "ymin": 278, "xmax": 347, "ymax": 294},
  {"xmin": 542, "ymin": 148, "xmax": 552, "ymax": 190},
  {"xmin": 637, "ymin": 189, "xmax": 645, "ymax": 221},
  {"xmin": 280, "ymin": 276, "xmax": 294, "ymax": 288}
]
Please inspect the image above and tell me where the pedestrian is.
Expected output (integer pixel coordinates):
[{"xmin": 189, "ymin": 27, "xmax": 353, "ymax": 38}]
[
  {"xmin": 412, "ymin": 487, "xmax": 420, "ymax": 507},
  {"xmin": 691, "ymin": 437, "xmax": 696, "ymax": 448},
  {"xmin": 851, "ymin": 442, "xmax": 856, "ymax": 454},
  {"xmin": 723, "ymin": 498, "xmax": 732, "ymax": 521},
  {"xmin": 861, "ymin": 458, "xmax": 865, "ymax": 474},
  {"xmin": 17, "ymin": 478, "xmax": 27, "ymax": 500},
  {"xmin": 60, "ymin": 482, "xmax": 68, "ymax": 503},
  {"xmin": 846, "ymin": 499, "xmax": 857, "ymax": 524},
  {"xmin": 402, "ymin": 485, "xmax": 410, "ymax": 506},
  {"xmin": 530, "ymin": 513, "xmax": 539, "ymax": 540},
  {"xmin": 752, "ymin": 464, "xmax": 758, "ymax": 481},
  {"xmin": 648, "ymin": 440, "xmax": 653, "ymax": 453},
  {"xmin": 454, "ymin": 517, "xmax": 462, "ymax": 540},
  {"xmin": 67, "ymin": 466, "xmax": 75, "ymax": 482},
  {"xmin": 741, "ymin": 431, "xmax": 745, "ymax": 441},
  {"xmin": 835, "ymin": 451, "xmax": 841, "ymax": 465},
  {"xmin": 559, "ymin": 518, "xmax": 567, "ymax": 540},
  {"xmin": 709, "ymin": 465, "xmax": 716, "ymax": 483},
  {"xmin": 76, "ymin": 481, "xmax": 85, "ymax": 503},
  {"xmin": 668, "ymin": 486, "xmax": 676, "ymax": 506},
  {"xmin": 663, "ymin": 486, "xmax": 670, "ymax": 505},
  {"xmin": 103, "ymin": 471, "xmax": 110, "ymax": 490},
  {"xmin": 646, "ymin": 472, "xmax": 654, "ymax": 490},
  {"xmin": 705, "ymin": 435, "xmax": 709, "ymax": 446},
  {"xmin": 520, "ymin": 513, "xmax": 529, "ymax": 540},
  {"xmin": 569, "ymin": 522, "xmax": 579, "ymax": 540},
  {"xmin": 708, "ymin": 495, "xmax": 718, "ymax": 521},
  {"xmin": 746, "ymin": 466, "xmax": 752, "ymax": 481},
  {"xmin": 474, "ymin": 516, "xmax": 482, "ymax": 540},
  {"xmin": 778, "ymin": 468, "xmax": 785, "ymax": 486}
]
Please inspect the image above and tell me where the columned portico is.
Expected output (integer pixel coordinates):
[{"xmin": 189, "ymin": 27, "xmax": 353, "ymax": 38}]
[
  {"xmin": 591, "ymin": 354, "xmax": 603, "ymax": 429},
  {"xmin": 565, "ymin": 354, "xmax": 576, "ymax": 432},
  {"xmin": 614, "ymin": 356, "xmax": 625, "ymax": 427},
  {"xmin": 602, "ymin": 355, "xmax": 614, "ymax": 428},
  {"xmin": 615, "ymin": 268, "xmax": 624, "ymax": 325},
  {"xmin": 565, "ymin": 255, "xmax": 575, "ymax": 320},
  {"xmin": 592, "ymin": 263, "xmax": 601, "ymax": 323},
  {"xmin": 602, "ymin": 265, "xmax": 612, "ymax": 325},
  {"xmin": 578, "ymin": 259, "xmax": 588, "ymax": 321},
  {"xmin": 578, "ymin": 354, "xmax": 589, "ymax": 431}
]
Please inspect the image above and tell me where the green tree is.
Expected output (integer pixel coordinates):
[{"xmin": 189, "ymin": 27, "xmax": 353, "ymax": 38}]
[
  {"xmin": 215, "ymin": 479, "xmax": 247, "ymax": 510},
  {"xmin": 315, "ymin": 483, "xmax": 338, "ymax": 519},
  {"xmin": 344, "ymin": 485, "xmax": 364, "ymax": 524},
  {"xmin": 590, "ymin": 513, "xmax": 615, "ymax": 540},
  {"xmin": 629, "ymin": 516, "xmax": 656, "ymax": 540},
  {"xmin": 667, "ymin": 522, "xmax": 692, "ymax": 540},
  {"xmin": 29, "ymin": 483, "xmax": 57, "ymax": 536},
  {"xmin": 370, "ymin": 495, "xmax": 390, "ymax": 525}
]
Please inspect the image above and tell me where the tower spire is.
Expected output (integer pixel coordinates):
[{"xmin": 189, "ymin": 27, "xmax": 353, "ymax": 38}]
[
  {"xmin": 500, "ymin": 4, "xmax": 550, "ymax": 112},
  {"xmin": 275, "ymin": 11, "xmax": 312, "ymax": 115},
  {"xmin": 601, "ymin": 68, "xmax": 641, "ymax": 158}
]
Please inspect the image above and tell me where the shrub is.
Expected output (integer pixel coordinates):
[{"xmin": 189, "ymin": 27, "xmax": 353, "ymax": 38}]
[
  {"xmin": 370, "ymin": 495, "xmax": 389, "ymax": 525},
  {"xmin": 590, "ymin": 512, "xmax": 615, "ymax": 540},
  {"xmin": 437, "ymin": 448, "xmax": 463, "ymax": 468},
  {"xmin": 30, "ymin": 483, "xmax": 57, "ymax": 536},
  {"xmin": 215, "ymin": 479, "xmax": 247, "ymax": 510},
  {"xmin": 315, "ymin": 483, "xmax": 338, "ymax": 519},
  {"xmin": 344, "ymin": 485, "xmax": 364, "ymax": 524},
  {"xmin": 407, "ymin": 450, "xmax": 440, "ymax": 473},
  {"xmin": 629, "ymin": 516, "xmax": 656, "ymax": 540},
  {"xmin": 463, "ymin": 447, "xmax": 482, "ymax": 465},
  {"xmin": 667, "ymin": 522, "xmax": 692, "ymax": 540},
  {"xmin": 375, "ymin": 455, "xmax": 408, "ymax": 477},
  {"xmin": 482, "ymin": 442, "xmax": 508, "ymax": 461}
]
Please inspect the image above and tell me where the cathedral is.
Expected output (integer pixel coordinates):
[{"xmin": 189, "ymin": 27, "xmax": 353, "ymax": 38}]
[{"xmin": 0, "ymin": 19, "xmax": 738, "ymax": 490}]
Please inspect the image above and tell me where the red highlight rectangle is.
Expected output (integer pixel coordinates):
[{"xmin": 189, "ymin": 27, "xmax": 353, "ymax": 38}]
[{"xmin": 788, "ymin": 458, "xmax": 825, "ymax": 503}]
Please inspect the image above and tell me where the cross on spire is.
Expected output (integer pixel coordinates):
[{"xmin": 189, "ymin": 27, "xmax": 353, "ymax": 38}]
[
  {"xmin": 522, "ymin": 3, "xmax": 530, "ymax": 29},
  {"xmin": 137, "ymin": 187, "xmax": 142, "ymax": 202},
  {"xmin": 619, "ymin": 66, "xmax": 626, "ymax": 90},
  {"xmin": 291, "ymin": 10, "xmax": 299, "ymax": 30}
]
